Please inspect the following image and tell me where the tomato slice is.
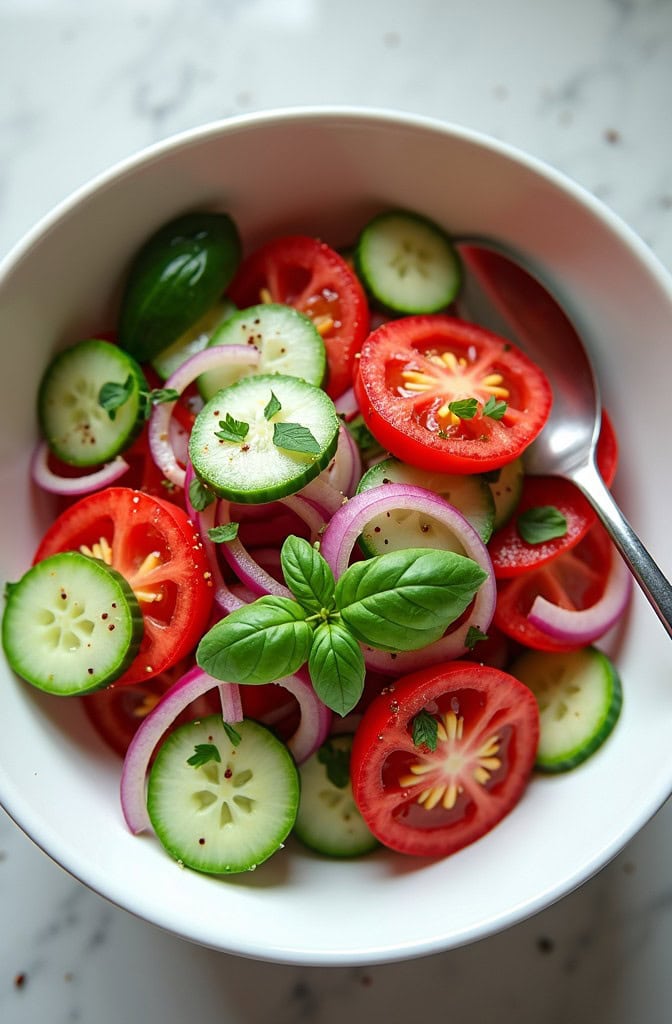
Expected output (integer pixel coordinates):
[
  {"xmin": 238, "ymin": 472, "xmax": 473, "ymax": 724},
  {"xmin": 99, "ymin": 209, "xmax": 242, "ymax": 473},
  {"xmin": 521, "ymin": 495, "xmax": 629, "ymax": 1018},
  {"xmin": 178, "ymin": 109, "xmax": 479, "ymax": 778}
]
[
  {"xmin": 494, "ymin": 522, "xmax": 614, "ymax": 651},
  {"xmin": 228, "ymin": 234, "xmax": 370, "ymax": 399},
  {"xmin": 350, "ymin": 661, "xmax": 539, "ymax": 858},
  {"xmin": 354, "ymin": 315, "xmax": 552, "ymax": 474},
  {"xmin": 33, "ymin": 487, "xmax": 214, "ymax": 684},
  {"xmin": 488, "ymin": 409, "xmax": 618, "ymax": 578}
]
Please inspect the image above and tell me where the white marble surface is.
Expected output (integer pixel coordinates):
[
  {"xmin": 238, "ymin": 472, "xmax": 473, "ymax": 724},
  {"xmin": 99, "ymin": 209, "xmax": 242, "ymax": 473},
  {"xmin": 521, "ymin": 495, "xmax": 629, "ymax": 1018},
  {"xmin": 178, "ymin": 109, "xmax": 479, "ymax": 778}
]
[{"xmin": 1, "ymin": 0, "xmax": 672, "ymax": 1020}]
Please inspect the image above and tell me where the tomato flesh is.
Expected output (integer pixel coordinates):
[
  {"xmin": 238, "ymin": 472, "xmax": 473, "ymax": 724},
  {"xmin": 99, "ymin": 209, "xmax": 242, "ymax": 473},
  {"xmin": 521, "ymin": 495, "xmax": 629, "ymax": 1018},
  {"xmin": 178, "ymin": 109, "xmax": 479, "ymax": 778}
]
[
  {"xmin": 350, "ymin": 661, "xmax": 539, "ymax": 857},
  {"xmin": 354, "ymin": 315, "xmax": 552, "ymax": 474},
  {"xmin": 494, "ymin": 522, "xmax": 615, "ymax": 651},
  {"xmin": 228, "ymin": 234, "xmax": 370, "ymax": 400},
  {"xmin": 33, "ymin": 487, "xmax": 214, "ymax": 684}
]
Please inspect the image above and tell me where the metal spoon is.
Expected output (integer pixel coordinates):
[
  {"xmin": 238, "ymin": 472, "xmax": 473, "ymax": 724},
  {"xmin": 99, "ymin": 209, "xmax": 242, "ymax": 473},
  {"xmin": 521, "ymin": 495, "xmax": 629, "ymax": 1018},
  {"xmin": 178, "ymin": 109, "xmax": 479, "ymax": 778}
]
[{"xmin": 455, "ymin": 241, "xmax": 672, "ymax": 638}]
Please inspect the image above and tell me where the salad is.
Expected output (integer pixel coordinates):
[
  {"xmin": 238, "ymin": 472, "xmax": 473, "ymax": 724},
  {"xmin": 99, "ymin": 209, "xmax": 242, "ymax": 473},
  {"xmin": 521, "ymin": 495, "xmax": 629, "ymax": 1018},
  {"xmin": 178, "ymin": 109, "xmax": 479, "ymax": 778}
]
[{"xmin": 1, "ymin": 207, "xmax": 631, "ymax": 875}]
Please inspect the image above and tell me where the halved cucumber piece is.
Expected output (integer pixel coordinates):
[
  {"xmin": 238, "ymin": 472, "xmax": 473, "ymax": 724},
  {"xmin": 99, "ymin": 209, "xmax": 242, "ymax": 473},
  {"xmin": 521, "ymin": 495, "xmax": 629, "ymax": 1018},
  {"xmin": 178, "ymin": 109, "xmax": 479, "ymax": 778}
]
[
  {"xmin": 38, "ymin": 338, "xmax": 147, "ymax": 467},
  {"xmin": 483, "ymin": 457, "xmax": 525, "ymax": 531},
  {"xmin": 198, "ymin": 303, "xmax": 327, "ymax": 400},
  {"xmin": 2, "ymin": 551, "xmax": 143, "ymax": 695},
  {"xmin": 147, "ymin": 716, "xmax": 300, "ymax": 874},
  {"xmin": 294, "ymin": 734, "xmax": 379, "ymax": 858},
  {"xmin": 354, "ymin": 209, "xmax": 462, "ymax": 314},
  {"xmin": 151, "ymin": 297, "xmax": 236, "ymax": 381},
  {"xmin": 510, "ymin": 646, "xmax": 622, "ymax": 773},
  {"xmin": 356, "ymin": 456, "xmax": 495, "ymax": 556},
  {"xmin": 189, "ymin": 373, "xmax": 340, "ymax": 503}
]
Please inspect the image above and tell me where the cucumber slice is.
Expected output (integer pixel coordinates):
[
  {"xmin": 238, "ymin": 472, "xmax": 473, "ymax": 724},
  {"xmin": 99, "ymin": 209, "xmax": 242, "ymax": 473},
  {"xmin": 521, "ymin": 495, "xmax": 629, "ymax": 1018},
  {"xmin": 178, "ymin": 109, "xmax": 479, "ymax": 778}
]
[
  {"xmin": 354, "ymin": 209, "xmax": 462, "ymax": 314},
  {"xmin": 38, "ymin": 339, "xmax": 147, "ymax": 467},
  {"xmin": 510, "ymin": 646, "xmax": 622, "ymax": 772},
  {"xmin": 147, "ymin": 716, "xmax": 300, "ymax": 874},
  {"xmin": 356, "ymin": 456, "xmax": 495, "ymax": 555},
  {"xmin": 150, "ymin": 298, "xmax": 236, "ymax": 381},
  {"xmin": 294, "ymin": 734, "xmax": 379, "ymax": 858},
  {"xmin": 2, "ymin": 551, "xmax": 143, "ymax": 695},
  {"xmin": 198, "ymin": 303, "xmax": 327, "ymax": 401},
  {"xmin": 483, "ymin": 457, "xmax": 524, "ymax": 531},
  {"xmin": 118, "ymin": 211, "xmax": 242, "ymax": 363},
  {"xmin": 189, "ymin": 373, "xmax": 340, "ymax": 503}
]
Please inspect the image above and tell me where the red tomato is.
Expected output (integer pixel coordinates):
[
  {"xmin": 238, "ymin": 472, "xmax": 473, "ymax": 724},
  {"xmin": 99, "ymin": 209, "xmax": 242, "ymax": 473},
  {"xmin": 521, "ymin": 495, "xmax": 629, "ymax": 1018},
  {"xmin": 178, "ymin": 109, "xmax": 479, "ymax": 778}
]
[
  {"xmin": 494, "ymin": 522, "xmax": 614, "ymax": 651},
  {"xmin": 350, "ymin": 661, "xmax": 539, "ymax": 858},
  {"xmin": 354, "ymin": 315, "xmax": 552, "ymax": 474},
  {"xmin": 228, "ymin": 235, "xmax": 370, "ymax": 399},
  {"xmin": 33, "ymin": 487, "xmax": 214, "ymax": 684},
  {"xmin": 488, "ymin": 409, "xmax": 618, "ymax": 578},
  {"xmin": 80, "ymin": 658, "xmax": 219, "ymax": 758}
]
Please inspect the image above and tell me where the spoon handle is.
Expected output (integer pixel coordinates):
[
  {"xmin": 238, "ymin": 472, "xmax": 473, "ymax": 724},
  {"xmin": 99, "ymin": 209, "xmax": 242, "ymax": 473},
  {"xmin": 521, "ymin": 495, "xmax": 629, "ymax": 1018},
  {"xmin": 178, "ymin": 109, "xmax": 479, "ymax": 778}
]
[{"xmin": 571, "ymin": 462, "xmax": 672, "ymax": 639}]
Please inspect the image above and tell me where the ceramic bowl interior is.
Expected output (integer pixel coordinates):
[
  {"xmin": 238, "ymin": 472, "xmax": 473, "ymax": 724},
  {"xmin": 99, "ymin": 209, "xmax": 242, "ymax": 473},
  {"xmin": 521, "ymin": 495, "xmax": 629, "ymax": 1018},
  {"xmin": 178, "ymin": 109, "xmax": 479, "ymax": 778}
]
[{"xmin": 1, "ymin": 108, "xmax": 671, "ymax": 965}]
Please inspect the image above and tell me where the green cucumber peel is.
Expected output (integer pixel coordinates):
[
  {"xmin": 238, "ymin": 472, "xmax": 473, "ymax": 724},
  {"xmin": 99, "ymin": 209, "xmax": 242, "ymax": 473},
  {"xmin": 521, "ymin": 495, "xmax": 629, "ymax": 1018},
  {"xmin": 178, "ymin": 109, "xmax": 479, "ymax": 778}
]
[{"xmin": 196, "ymin": 535, "xmax": 487, "ymax": 716}]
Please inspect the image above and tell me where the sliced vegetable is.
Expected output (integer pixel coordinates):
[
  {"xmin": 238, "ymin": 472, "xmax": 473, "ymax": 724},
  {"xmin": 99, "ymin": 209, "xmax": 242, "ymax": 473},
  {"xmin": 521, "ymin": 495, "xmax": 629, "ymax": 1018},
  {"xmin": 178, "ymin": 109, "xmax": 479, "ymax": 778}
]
[
  {"xmin": 350, "ymin": 660, "xmax": 539, "ymax": 857},
  {"xmin": 199, "ymin": 302, "xmax": 327, "ymax": 399},
  {"xmin": 188, "ymin": 373, "xmax": 340, "ymax": 503},
  {"xmin": 354, "ymin": 314, "xmax": 552, "ymax": 474},
  {"xmin": 118, "ymin": 211, "xmax": 242, "ymax": 363},
  {"xmin": 510, "ymin": 646, "xmax": 622, "ymax": 772},
  {"xmin": 31, "ymin": 439, "xmax": 130, "ymax": 497},
  {"xmin": 38, "ymin": 339, "xmax": 147, "ymax": 467},
  {"xmin": 2, "ymin": 551, "xmax": 143, "ymax": 695},
  {"xmin": 147, "ymin": 716, "xmax": 300, "ymax": 874},
  {"xmin": 293, "ymin": 734, "xmax": 379, "ymax": 857},
  {"xmin": 354, "ymin": 209, "xmax": 462, "ymax": 314}
]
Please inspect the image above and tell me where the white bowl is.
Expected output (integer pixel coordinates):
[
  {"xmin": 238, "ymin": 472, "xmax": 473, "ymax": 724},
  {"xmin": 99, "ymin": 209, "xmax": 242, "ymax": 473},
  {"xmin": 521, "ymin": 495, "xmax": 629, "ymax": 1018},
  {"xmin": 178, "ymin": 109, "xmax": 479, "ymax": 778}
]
[{"xmin": 1, "ymin": 107, "xmax": 671, "ymax": 966}]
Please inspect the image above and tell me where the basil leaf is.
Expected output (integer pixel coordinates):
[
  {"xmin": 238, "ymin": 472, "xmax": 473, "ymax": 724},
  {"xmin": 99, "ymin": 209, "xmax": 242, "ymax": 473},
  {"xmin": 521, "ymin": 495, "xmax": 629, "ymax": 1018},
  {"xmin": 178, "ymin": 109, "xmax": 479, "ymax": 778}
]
[
  {"xmin": 335, "ymin": 547, "xmax": 487, "ymax": 652},
  {"xmin": 196, "ymin": 596, "xmax": 312, "ymax": 684},
  {"xmin": 308, "ymin": 621, "xmax": 365, "ymax": 717},
  {"xmin": 273, "ymin": 421, "xmax": 321, "ymax": 455},
  {"xmin": 448, "ymin": 397, "xmax": 478, "ymax": 420},
  {"xmin": 317, "ymin": 739, "xmax": 351, "ymax": 789},
  {"xmin": 280, "ymin": 535, "xmax": 335, "ymax": 613},
  {"xmin": 264, "ymin": 391, "xmax": 282, "ymax": 420},
  {"xmin": 412, "ymin": 710, "xmax": 438, "ymax": 752},
  {"xmin": 215, "ymin": 412, "xmax": 249, "ymax": 443},
  {"xmin": 187, "ymin": 743, "xmax": 221, "ymax": 768},
  {"xmin": 517, "ymin": 505, "xmax": 568, "ymax": 544},
  {"xmin": 208, "ymin": 522, "xmax": 239, "ymax": 543}
]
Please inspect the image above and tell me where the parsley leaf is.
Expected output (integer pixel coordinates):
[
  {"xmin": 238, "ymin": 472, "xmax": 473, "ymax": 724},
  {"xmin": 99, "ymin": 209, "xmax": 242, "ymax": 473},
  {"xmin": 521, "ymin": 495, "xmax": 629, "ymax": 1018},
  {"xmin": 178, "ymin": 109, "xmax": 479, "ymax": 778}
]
[
  {"xmin": 517, "ymin": 505, "xmax": 568, "ymax": 544},
  {"xmin": 187, "ymin": 743, "xmax": 222, "ymax": 768},
  {"xmin": 215, "ymin": 413, "xmax": 250, "ymax": 443},
  {"xmin": 317, "ymin": 739, "xmax": 351, "ymax": 789},
  {"xmin": 208, "ymin": 522, "xmax": 240, "ymax": 543},
  {"xmin": 465, "ymin": 625, "xmax": 489, "ymax": 650},
  {"xmin": 264, "ymin": 391, "xmax": 282, "ymax": 420},
  {"xmin": 223, "ymin": 722, "xmax": 242, "ymax": 746},
  {"xmin": 412, "ymin": 710, "xmax": 438, "ymax": 752},
  {"xmin": 99, "ymin": 376, "xmax": 135, "ymax": 420},
  {"xmin": 273, "ymin": 421, "xmax": 321, "ymax": 455},
  {"xmin": 482, "ymin": 395, "xmax": 507, "ymax": 420}
]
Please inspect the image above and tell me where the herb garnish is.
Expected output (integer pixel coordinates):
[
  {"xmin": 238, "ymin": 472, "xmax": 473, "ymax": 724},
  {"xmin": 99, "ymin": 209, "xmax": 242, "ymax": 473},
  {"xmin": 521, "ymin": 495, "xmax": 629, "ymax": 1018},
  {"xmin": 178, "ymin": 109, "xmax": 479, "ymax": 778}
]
[
  {"xmin": 187, "ymin": 743, "xmax": 222, "ymax": 768},
  {"xmin": 208, "ymin": 522, "xmax": 240, "ymax": 543},
  {"xmin": 317, "ymin": 739, "xmax": 351, "ymax": 789},
  {"xmin": 196, "ymin": 535, "xmax": 487, "ymax": 716},
  {"xmin": 215, "ymin": 413, "xmax": 250, "ymax": 443},
  {"xmin": 517, "ymin": 505, "xmax": 568, "ymax": 545},
  {"xmin": 99, "ymin": 375, "xmax": 180, "ymax": 421},
  {"xmin": 412, "ymin": 709, "xmax": 439, "ymax": 752},
  {"xmin": 272, "ymin": 421, "xmax": 321, "ymax": 455}
]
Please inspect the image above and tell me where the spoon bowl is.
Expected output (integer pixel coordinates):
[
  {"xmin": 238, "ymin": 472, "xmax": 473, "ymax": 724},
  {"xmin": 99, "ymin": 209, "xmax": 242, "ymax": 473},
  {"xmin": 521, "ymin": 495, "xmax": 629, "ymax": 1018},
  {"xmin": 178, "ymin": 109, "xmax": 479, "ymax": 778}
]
[{"xmin": 457, "ymin": 242, "xmax": 672, "ymax": 637}]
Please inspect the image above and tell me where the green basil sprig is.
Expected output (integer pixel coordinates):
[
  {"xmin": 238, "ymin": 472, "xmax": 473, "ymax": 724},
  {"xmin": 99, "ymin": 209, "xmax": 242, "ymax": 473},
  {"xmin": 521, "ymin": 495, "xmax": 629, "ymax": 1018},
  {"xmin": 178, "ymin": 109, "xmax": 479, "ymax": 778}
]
[{"xmin": 196, "ymin": 535, "xmax": 487, "ymax": 717}]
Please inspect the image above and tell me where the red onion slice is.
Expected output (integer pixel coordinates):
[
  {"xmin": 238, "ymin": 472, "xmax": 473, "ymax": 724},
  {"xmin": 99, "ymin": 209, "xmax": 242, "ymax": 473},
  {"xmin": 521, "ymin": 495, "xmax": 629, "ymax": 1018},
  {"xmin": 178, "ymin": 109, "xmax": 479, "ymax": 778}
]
[
  {"xmin": 216, "ymin": 500, "xmax": 293, "ymax": 599},
  {"xmin": 320, "ymin": 483, "xmax": 497, "ymax": 673},
  {"xmin": 148, "ymin": 344, "xmax": 259, "ymax": 489},
  {"xmin": 120, "ymin": 666, "xmax": 243, "ymax": 834},
  {"xmin": 184, "ymin": 460, "xmax": 246, "ymax": 615},
  {"xmin": 31, "ymin": 440, "xmax": 129, "ymax": 496},
  {"xmin": 528, "ymin": 544, "xmax": 632, "ymax": 645},
  {"xmin": 275, "ymin": 668, "xmax": 332, "ymax": 763},
  {"xmin": 333, "ymin": 386, "xmax": 359, "ymax": 421}
]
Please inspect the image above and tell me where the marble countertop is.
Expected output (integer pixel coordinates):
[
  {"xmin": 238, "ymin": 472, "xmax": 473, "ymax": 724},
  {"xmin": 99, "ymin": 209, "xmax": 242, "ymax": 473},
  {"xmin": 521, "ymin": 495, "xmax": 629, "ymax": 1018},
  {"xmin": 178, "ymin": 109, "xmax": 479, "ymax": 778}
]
[{"xmin": 1, "ymin": 1, "xmax": 671, "ymax": 1021}]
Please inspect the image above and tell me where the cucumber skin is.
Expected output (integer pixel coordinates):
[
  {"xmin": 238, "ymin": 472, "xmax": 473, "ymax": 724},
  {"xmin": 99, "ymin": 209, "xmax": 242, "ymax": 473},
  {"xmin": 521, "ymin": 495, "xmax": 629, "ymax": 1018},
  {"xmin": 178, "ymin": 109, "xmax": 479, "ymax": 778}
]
[
  {"xmin": 118, "ymin": 212, "xmax": 242, "ymax": 363},
  {"xmin": 513, "ymin": 647, "xmax": 623, "ymax": 773},
  {"xmin": 2, "ymin": 552, "xmax": 144, "ymax": 696},
  {"xmin": 37, "ymin": 339, "xmax": 148, "ymax": 467}
]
